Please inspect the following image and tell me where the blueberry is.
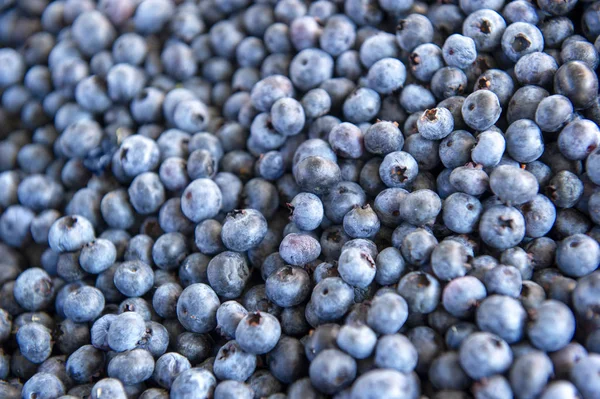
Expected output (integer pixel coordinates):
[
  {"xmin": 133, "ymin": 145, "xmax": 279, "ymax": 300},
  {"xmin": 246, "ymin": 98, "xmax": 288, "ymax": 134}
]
[
  {"xmin": 459, "ymin": 332, "xmax": 513, "ymax": 380},
  {"xmin": 374, "ymin": 334, "xmax": 418, "ymax": 373},
  {"xmin": 266, "ymin": 266, "xmax": 311, "ymax": 308},
  {"xmin": 17, "ymin": 322, "xmax": 53, "ymax": 364},
  {"xmin": 479, "ymin": 205, "xmax": 526, "ymax": 249},
  {"xmin": 528, "ymin": 299, "xmax": 575, "ymax": 352},
  {"xmin": 153, "ymin": 352, "xmax": 191, "ymax": 389},
  {"xmin": 181, "ymin": 178, "xmax": 222, "ymax": 223},
  {"xmin": 107, "ymin": 348, "xmax": 155, "ymax": 385},
  {"xmin": 555, "ymin": 61, "xmax": 599, "ymax": 110},
  {"xmin": 310, "ymin": 277, "xmax": 354, "ymax": 322},
  {"xmin": 213, "ymin": 340, "xmax": 257, "ymax": 382},
  {"xmin": 22, "ymin": 372, "xmax": 65, "ymax": 399},
  {"xmin": 170, "ymin": 368, "xmax": 217, "ymax": 399},
  {"xmin": 461, "ymin": 90, "xmax": 502, "ymax": 131},
  {"xmin": 107, "ymin": 311, "xmax": 146, "ymax": 352},
  {"xmin": 63, "ymin": 286, "xmax": 105, "ymax": 323},
  {"xmin": 66, "ymin": 345, "xmax": 105, "ymax": 384},
  {"xmin": 207, "ymin": 251, "xmax": 250, "ymax": 299},
  {"xmin": 557, "ymin": 118, "xmax": 600, "ymax": 161},
  {"xmin": 48, "ymin": 215, "xmax": 95, "ymax": 253},
  {"xmin": 13, "ymin": 268, "xmax": 54, "ymax": 311},
  {"xmin": 177, "ymin": 283, "xmax": 220, "ymax": 333},
  {"xmin": 309, "ymin": 348, "xmax": 356, "ymax": 394},
  {"xmin": 351, "ymin": 369, "xmax": 417, "ymax": 399}
]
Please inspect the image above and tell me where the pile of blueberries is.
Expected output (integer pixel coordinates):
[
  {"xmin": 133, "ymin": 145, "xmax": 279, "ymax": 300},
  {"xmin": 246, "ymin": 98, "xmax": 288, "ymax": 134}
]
[{"xmin": 2, "ymin": 0, "xmax": 600, "ymax": 398}]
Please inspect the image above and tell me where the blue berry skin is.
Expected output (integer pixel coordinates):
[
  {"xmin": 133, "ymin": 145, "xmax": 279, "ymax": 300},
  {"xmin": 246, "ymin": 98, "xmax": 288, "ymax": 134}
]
[
  {"xmin": 289, "ymin": 192, "xmax": 323, "ymax": 231},
  {"xmin": 90, "ymin": 378, "xmax": 128, "ymax": 399},
  {"xmin": 528, "ymin": 300, "xmax": 575, "ymax": 352},
  {"xmin": 364, "ymin": 121, "xmax": 404, "ymax": 157},
  {"xmin": 216, "ymin": 301, "xmax": 248, "ymax": 340},
  {"xmin": 439, "ymin": 130, "xmax": 476, "ymax": 169},
  {"xmin": 107, "ymin": 348, "xmax": 155, "ymax": 385},
  {"xmin": 170, "ymin": 368, "xmax": 217, "ymax": 399},
  {"xmin": 485, "ymin": 265, "xmax": 523, "ymax": 298},
  {"xmin": 207, "ymin": 251, "xmax": 250, "ymax": 299},
  {"xmin": 554, "ymin": 61, "xmax": 599, "ymax": 110},
  {"xmin": 479, "ymin": 205, "xmax": 526, "ymax": 250},
  {"xmin": 91, "ymin": 314, "xmax": 116, "ymax": 351},
  {"xmin": 398, "ymin": 272, "xmax": 441, "ymax": 314},
  {"xmin": 290, "ymin": 48, "xmax": 333, "ymax": 92},
  {"xmin": 475, "ymin": 69, "xmax": 515, "ymax": 107},
  {"xmin": 509, "ymin": 351, "xmax": 554, "ymax": 399},
  {"xmin": 417, "ymin": 108, "xmax": 454, "ymax": 141},
  {"xmin": 271, "ymin": 97, "xmax": 305, "ymax": 136},
  {"xmin": 128, "ymin": 172, "xmax": 166, "ymax": 215},
  {"xmin": 374, "ymin": 334, "xmax": 418, "ymax": 373},
  {"xmin": 505, "ymin": 119, "xmax": 544, "ymax": 163},
  {"xmin": 309, "ymin": 348, "xmax": 356, "ymax": 395},
  {"xmin": 399, "ymin": 84, "xmax": 436, "ymax": 114},
  {"xmin": 461, "ymin": 90, "xmax": 502, "ymax": 131},
  {"xmin": 443, "ymin": 193, "xmax": 483, "ymax": 234},
  {"xmin": 501, "ymin": 22, "xmax": 544, "ymax": 62},
  {"xmin": 340, "ymin": 87, "xmax": 380, "ymax": 125},
  {"xmin": 180, "ymin": 178, "xmax": 222, "ymax": 223},
  {"xmin": 547, "ymin": 170, "xmax": 583, "ymax": 209},
  {"xmin": 556, "ymin": 234, "xmax": 600, "ymax": 277},
  {"xmin": 519, "ymin": 194, "xmax": 557, "ymax": 239},
  {"xmin": 235, "ymin": 311, "xmax": 281, "ymax": 355},
  {"xmin": 343, "ymin": 205, "xmax": 380, "ymax": 239},
  {"xmin": 63, "ymin": 286, "xmax": 105, "ymax": 323},
  {"xmin": 431, "ymin": 240, "xmax": 470, "ymax": 281},
  {"xmin": 374, "ymin": 247, "xmax": 405, "ymax": 286},
  {"xmin": 293, "ymin": 155, "xmax": 342, "ymax": 195},
  {"xmin": 338, "ymin": 247, "xmax": 376, "ymax": 288},
  {"xmin": 443, "ymin": 34, "xmax": 477, "ymax": 69},
  {"xmin": 152, "ymin": 352, "xmax": 191, "ymax": 389},
  {"xmin": 66, "ymin": 345, "xmax": 105, "ymax": 384},
  {"xmin": 323, "ymin": 181, "xmax": 366, "ymax": 224},
  {"xmin": 336, "ymin": 322, "xmax": 377, "ymax": 360},
  {"xmin": 213, "ymin": 340, "xmax": 257, "ymax": 382},
  {"xmin": 490, "ymin": 165, "xmax": 539, "ymax": 206},
  {"xmin": 79, "ymin": 239, "xmax": 117, "ymax": 274},
  {"xmin": 570, "ymin": 354, "xmax": 600, "ymax": 399},
  {"xmin": 152, "ymin": 283, "xmax": 182, "ymax": 319},
  {"xmin": 266, "ymin": 266, "xmax": 311, "ymax": 308},
  {"xmin": 367, "ymin": 292, "xmax": 409, "ymax": 335},
  {"xmin": 13, "ymin": 268, "xmax": 54, "ymax": 311},
  {"xmin": 214, "ymin": 380, "xmax": 253, "ymax": 399},
  {"xmin": 514, "ymin": 52, "xmax": 558, "ymax": 88},
  {"xmin": 17, "ymin": 323, "xmax": 53, "ymax": 364},
  {"xmin": 442, "ymin": 276, "xmax": 487, "ymax": 319},
  {"xmin": 459, "ymin": 332, "xmax": 513, "ymax": 380},
  {"xmin": 174, "ymin": 332, "xmax": 211, "ymax": 365},
  {"xmin": 476, "ymin": 295, "xmax": 526, "ymax": 343},
  {"xmin": 539, "ymin": 381, "xmax": 580, "ymax": 399},
  {"xmin": 177, "ymin": 283, "xmax": 220, "ymax": 333},
  {"xmin": 48, "ymin": 215, "xmax": 95, "ymax": 253},
  {"xmin": 379, "ymin": 151, "xmax": 419, "ymax": 188},
  {"xmin": 279, "ymin": 233, "xmax": 321, "ymax": 266},
  {"xmin": 367, "ymin": 58, "xmax": 406, "ymax": 95},
  {"xmin": 395, "ymin": 14, "xmax": 434, "ymax": 52},
  {"xmin": 310, "ymin": 277, "xmax": 354, "ymax": 322},
  {"xmin": 221, "ymin": 209, "xmax": 268, "ymax": 252},
  {"xmin": 329, "ymin": 122, "xmax": 364, "ymax": 159},
  {"xmin": 429, "ymin": 351, "xmax": 471, "ymax": 391},
  {"xmin": 114, "ymin": 260, "xmax": 154, "ymax": 298},
  {"xmin": 107, "ymin": 311, "xmax": 146, "ymax": 353},
  {"xmin": 0, "ymin": 205, "xmax": 35, "ymax": 248},
  {"xmin": 536, "ymin": 96, "xmax": 572, "ymax": 134},
  {"xmin": 351, "ymin": 369, "xmax": 418, "ymax": 399},
  {"xmin": 22, "ymin": 372, "xmax": 65, "ymax": 399}
]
